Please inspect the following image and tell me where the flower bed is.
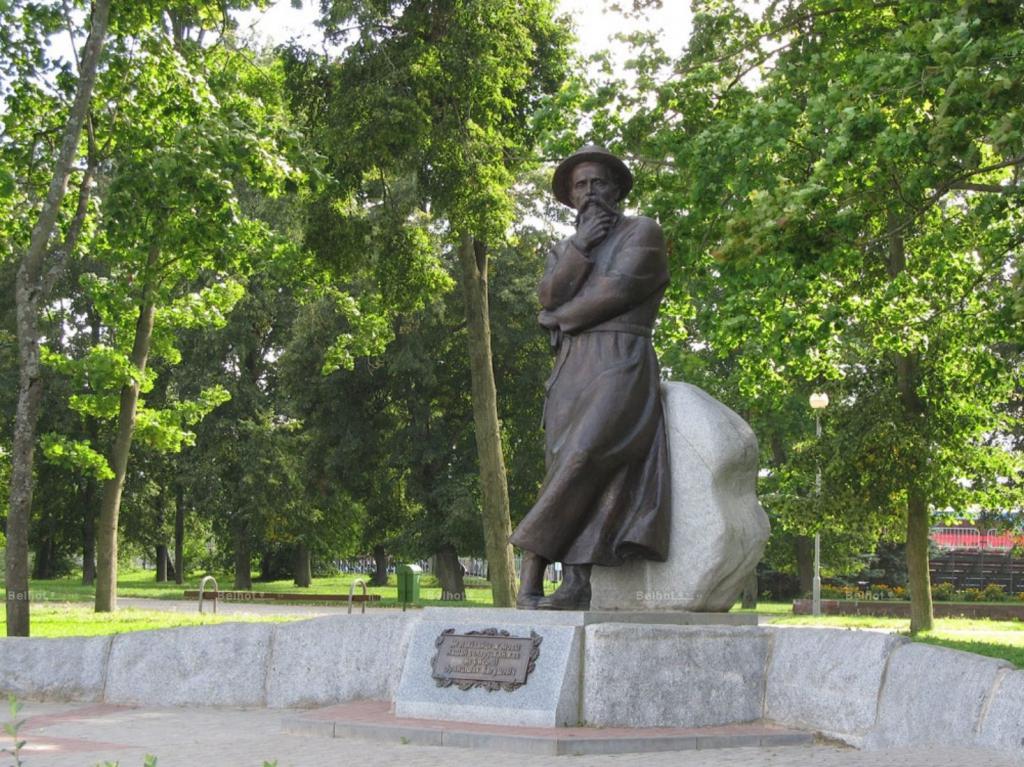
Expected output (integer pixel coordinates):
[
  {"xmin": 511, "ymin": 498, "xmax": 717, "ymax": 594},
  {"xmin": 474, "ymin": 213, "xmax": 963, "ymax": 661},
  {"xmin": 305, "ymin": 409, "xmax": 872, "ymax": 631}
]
[
  {"xmin": 821, "ymin": 584, "xmax": 907, "ymax": 601},
  {"xmin": 793, "ymin": 599, "xmax": 1024, "ymax": 620},
  {"xmin": 822, "ymin": 582, "xmax": 1024, "ymax": 603}
]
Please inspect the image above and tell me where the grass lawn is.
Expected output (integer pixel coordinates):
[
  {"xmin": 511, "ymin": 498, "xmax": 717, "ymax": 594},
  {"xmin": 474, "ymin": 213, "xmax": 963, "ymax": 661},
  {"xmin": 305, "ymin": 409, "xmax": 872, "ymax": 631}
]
[
  {"xmin": 6, "ymin": 569, "xmax": 514, "ymax": 606},
  {"xmin": 0, "ymin": 569, "xmax": 510, "ymax": 636},
  {"xmin": 914, "ymin": 634, "xmax": 1024, "ymax": 667},
  {"xmin": 764, "ymin": 609, "xmax": 1024, "ymax": 667},
  {"xmin": 0, "ymin": 568, "xmax": 579, "ymax": 637},
  {"xmin": 3, "ymin": 574, "xmax": 1024, "ymax": 667},
  {"xmin": 0, "ymin": 603, "xmax": 303, "ymax": 637}
]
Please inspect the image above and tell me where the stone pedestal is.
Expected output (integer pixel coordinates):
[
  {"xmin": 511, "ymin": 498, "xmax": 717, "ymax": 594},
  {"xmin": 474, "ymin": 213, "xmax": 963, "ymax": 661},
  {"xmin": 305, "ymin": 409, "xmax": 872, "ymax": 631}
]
[
  {"xmin": 591, "ymin": 381, "xmax": 770, "ymax": 612},
  {"xmin": 393, "ymin": 609, "xmax": 582, "ymax": 726},
  {"xmin": 391, "ymin": 608, "xmax": 755, "ymax": 728}
]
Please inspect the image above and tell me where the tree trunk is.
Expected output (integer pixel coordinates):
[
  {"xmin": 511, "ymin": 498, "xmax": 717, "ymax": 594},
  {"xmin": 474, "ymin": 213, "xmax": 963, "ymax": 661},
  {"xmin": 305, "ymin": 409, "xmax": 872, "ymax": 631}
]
[
  {"xmin": 294, "ymin": 542, "xmax": 312, "ymax": 587},
  {"xmin": 174, "ymin": 485, "xmax": 185, "ymax": 585},
  {"xmin": 82, "ymin": 483, "xmax": 96, "ymax": 586},
  {"xmin": 82, "ymin": 308, "xmax": 102, "ymax": 587},
  {"xmin": 888, "ymin": 210, "xmax": 933, "ymax": 633},
  {"xmin": 258, "ymin": 552, "xmax": 273, "ymax": 582},
  {"xmin": 32, "ymin": 535, "xmax": 54, "ymax": 580},
  {"xmin": 7, "ymin": 211, "xmax": 49, "ymax": 634},
  {"xmin": 155, "ymin": 498, "xmax": 168, "ymax": 582},
  {"xmin": 435, "ymin": 543, "xmax": 466, "ymax": 601},
  {"xmin": 369, "ymin": 544, "xmax": 389, "ymax": 587},
  {"xmin": 6, "ymin": 0, "xmax": 112, "ymax": 638},
  {"xmin": 741, "ymin": 568, "xmax": 758, "ymax": 609},
  {"xmin": 95, "ymin": 263, "xmax": 158, "ymax": 612},
  {"xmin": 906, "ymin": 485, "xmax": 933, "ymax": 633},
  {"xmin": 456, "ymin": 233, "xmax": 516, "ymax": 607},
  {"xmin": 155, "ymin": 544, "xmax": 169, "ymax": 582},
  {"xmin": 233, "ymin": 526, "xmax": 252, "ymax": 590},
  {"xmin": 32, "ymin": 496, "xmax": 57, "ymax": 579},
  {"xmin": 795, "ymin": 535, "xmax": 814, "ymax": 597}
]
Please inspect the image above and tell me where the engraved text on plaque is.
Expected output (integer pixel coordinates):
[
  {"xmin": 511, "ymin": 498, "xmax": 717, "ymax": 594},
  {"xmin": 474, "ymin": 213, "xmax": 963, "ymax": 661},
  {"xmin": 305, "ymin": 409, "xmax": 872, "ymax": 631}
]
[{"xmin": 431, "ymin": 628, "xmax": 542, "ymax": 691}]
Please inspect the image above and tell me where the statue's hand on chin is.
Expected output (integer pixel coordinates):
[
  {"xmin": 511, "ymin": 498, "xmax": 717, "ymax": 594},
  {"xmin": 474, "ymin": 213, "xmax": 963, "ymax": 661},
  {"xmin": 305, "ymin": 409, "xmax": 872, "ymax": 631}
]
[{"xmin": 572, "ymin": 203, "xmax": 613, "ymax": 252}]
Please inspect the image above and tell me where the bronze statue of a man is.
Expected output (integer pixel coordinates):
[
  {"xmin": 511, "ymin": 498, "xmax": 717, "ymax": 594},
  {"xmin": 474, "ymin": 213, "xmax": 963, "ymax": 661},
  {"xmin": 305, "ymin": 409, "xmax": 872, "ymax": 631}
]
[{"xmin": 510, "ymin": 145, "xmax": 671, "ymax": 610}]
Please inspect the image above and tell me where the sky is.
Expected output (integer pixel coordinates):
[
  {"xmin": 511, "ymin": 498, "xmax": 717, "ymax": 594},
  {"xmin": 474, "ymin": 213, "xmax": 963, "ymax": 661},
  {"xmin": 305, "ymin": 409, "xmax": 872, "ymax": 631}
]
[
  {"xmin": 559, "ymin": 0, "xmax": 692, "ymax": 63},
  {"xmin": 34, "ymin": 2, "xmax": 693, "ymax": 110},
  {"xmin": 234, "ymin": 0, "xmax": 693, "ymax": 70}
]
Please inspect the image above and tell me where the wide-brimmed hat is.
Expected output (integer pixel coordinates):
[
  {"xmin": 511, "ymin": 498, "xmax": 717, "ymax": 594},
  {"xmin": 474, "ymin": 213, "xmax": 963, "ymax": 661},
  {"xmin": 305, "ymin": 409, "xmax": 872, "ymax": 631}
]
[{"xmin": 552, "ymin": 145, "xmax": 633, "ymax": 208}]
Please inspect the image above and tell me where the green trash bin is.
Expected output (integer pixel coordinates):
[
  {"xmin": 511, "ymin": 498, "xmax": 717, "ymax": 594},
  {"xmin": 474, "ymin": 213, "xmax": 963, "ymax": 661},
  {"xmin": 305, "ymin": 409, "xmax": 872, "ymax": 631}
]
[{"xmin": 396, "ymin": 564, "xmax": 422, "ymax": 606}]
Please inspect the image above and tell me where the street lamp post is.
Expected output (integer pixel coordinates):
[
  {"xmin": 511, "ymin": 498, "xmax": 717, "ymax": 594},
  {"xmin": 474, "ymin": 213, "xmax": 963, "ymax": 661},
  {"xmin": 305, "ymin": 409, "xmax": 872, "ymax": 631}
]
[{"xmin": 809, "ymin": 392, "xmax": 829, "ymax": 617}]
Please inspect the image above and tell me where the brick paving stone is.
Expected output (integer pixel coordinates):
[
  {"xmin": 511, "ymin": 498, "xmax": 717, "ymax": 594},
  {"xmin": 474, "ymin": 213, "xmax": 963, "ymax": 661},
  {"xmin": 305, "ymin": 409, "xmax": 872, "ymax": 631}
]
[{"xmin": 5, "ymin": 701, "xmax": 1021, "ymax": 767}]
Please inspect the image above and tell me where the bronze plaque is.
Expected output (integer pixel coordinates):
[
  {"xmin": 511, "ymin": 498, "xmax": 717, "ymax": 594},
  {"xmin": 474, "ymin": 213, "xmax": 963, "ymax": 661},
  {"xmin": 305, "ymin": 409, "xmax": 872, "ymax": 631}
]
[{"xmin": 431, "ymin": 628, "xmax": 541, "ymax": 692}]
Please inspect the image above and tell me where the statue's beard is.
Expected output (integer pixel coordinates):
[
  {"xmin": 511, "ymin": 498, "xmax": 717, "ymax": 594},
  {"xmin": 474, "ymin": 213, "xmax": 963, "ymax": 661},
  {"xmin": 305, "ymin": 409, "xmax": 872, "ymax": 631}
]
[{"xmin": 575, "ymin": 196, "xmax": 619, "ymax": 229}]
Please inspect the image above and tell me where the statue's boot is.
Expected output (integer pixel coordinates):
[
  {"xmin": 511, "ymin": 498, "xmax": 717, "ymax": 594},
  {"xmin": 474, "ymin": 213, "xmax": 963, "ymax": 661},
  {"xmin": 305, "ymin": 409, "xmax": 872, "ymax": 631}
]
[
  {"xmin": 516, "ymin": 551, "xmax": 549, "ymax": 610},
  {"xmin": 537, "ymin": 564, "xmax": 592, "ymax": 610}
]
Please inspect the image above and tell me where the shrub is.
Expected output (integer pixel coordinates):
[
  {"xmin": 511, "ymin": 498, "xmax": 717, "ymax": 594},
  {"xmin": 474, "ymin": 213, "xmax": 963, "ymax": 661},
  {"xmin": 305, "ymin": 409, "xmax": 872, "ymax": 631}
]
[
  {"xmin": 961, "ymin": 587, "xmax": 984, "ymax": 602},
  {"xmin": 932, "ymin": 582, "xmax": 956, "ymax": 601},
  {"xmin": 866, "ymin": 583, "xmax": 904, "ymax": 599},
  {"xmin": 981, "ymin": 583, "xmax": 1008, "ymax": 602}
]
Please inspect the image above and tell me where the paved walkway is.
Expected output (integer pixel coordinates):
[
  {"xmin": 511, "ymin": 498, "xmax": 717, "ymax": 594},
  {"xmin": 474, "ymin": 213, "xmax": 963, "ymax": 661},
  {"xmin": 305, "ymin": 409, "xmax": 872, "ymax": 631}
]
[{"xmin": 7, "ymin": 701, "xmax": 1021, "ymax": 767}]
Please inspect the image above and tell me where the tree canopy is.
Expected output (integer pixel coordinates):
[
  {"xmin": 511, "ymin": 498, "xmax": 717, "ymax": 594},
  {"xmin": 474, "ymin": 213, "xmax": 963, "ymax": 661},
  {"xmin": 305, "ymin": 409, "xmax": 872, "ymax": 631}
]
[
  {"xmin": 580, "ymin": 0, "xmax": 1024, "ymax": 630},
  {"xmin": 2, "ymin": 0, "xmax": 1021, "ymax": 635}
]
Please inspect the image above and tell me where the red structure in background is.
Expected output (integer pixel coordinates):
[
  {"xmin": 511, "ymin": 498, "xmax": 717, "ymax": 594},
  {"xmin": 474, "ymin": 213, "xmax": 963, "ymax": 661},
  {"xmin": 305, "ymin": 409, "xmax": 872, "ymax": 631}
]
[
  {"xmin": 930, "ymin": 527, "xmax": 1024, "ymax": 552},
  {"xmin": 929, "ymin": 526, "xmax": 1024, "ymax": 594}
]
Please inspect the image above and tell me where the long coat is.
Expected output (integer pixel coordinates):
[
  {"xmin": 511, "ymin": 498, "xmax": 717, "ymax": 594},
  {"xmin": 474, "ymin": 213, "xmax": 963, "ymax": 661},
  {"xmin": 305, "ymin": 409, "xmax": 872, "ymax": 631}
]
[{"xmin": 509, "ymin": 214, "xmax": 671, "ymax": 566}]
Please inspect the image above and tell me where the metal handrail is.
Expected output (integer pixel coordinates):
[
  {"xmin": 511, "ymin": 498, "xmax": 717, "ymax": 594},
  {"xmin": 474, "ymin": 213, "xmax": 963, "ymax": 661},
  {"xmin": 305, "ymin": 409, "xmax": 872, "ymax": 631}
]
[
  {"xmin": 930, "ymin": 527, "xmax": 982, "ymax": 550},
  {"xmin": 348, "ymin": 579, "xmax": 367, "ymax": 614},
  {"xmin": 931, "ymin": 527, "xmax": 1024, "ymax": 552},
  {"xmin": 984, "ymin": 531, "xmax": 1017, "ymax": 552},
  {"xmin": 198, "ymin": 575, "xmax": 219, "ymax": 614}
]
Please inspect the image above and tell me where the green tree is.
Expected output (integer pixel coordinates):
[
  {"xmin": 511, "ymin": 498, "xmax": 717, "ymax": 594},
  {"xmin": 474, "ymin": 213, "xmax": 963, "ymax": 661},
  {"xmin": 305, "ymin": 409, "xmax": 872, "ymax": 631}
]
[
  {"xmin": 291, "ymin": 0, "xmax": 571, "ymax": 606},
  {"xmin": 275, "ymin": 295, "xmax": 388, "ymax": 587},
  {"xmin": 380, "ymin": 215, "xmax": 550, "ymax": 599},
  {"xmin": 90, "ymin": 30, "xmax": 311, "ymax": 610},
  {"xmin": 604, "ymin": 0, "xmax": 1024, "ymax": 631},
  {"xmin": 2, "ymin": 0, "xmax": 112, "ymax": 636}
]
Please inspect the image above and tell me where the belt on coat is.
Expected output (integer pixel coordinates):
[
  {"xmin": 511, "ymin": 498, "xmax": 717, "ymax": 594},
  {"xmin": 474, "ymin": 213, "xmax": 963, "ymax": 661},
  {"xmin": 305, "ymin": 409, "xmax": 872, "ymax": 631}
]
[{"xmin": 578, "ymin": 321, "xmax": 653, "ymax": 338}]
